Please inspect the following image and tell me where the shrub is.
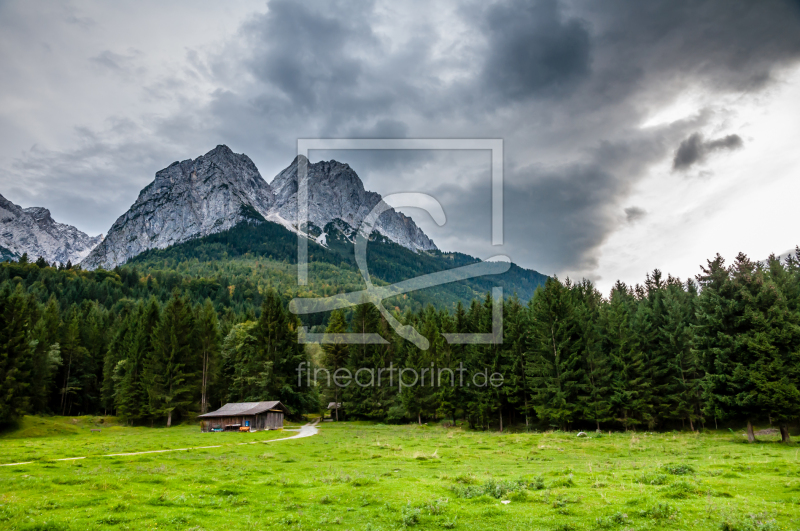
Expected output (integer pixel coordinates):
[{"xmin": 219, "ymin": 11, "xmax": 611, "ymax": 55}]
[
  {"xmin": 401, "ymin": 503, "xmax": 421, "ymax": 527},
  {"xmin": 549, "ymin": 474, "xmax": 575, "ymax": 488},
  {"xmin": 662, "ymin": 463, "xmax": 695, "ymax": 475},
  {"xmin": 719, "ymin": 512, "xmax": 778, "ymax": 531},
  {"xmin": 636, "ymin": 472, "xmax": 669, "ymax": 485},
  {"xmin": 638, "ymin": 502, "xmax": 679, "ymax": 520},
  {"xmin": 450, "ymin": 478, "xmax": 532, "ymax": 499},
  {"xmin": 663, "ymin": 479, "xmax": 700, "ymax": 499},
  {"xmin": 426, "ymin": 498, "xmax": 448, "ymax": 515}
]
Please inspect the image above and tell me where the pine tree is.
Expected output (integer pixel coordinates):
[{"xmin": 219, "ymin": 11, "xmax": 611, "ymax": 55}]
[
  {"xmin": 117, "ymin": 298, "xmax": 160, "ymax": 422},
  {"xmin": 572, "ymin": 279, "xmax": 612, "ymax": 431},
  {"xmin": 631, "ymin": 270, "xmax": 673, "ymax": 428},
  {"xmin": 526, "ymin": 278, "xmax": 583, "ymax": 430},
  {"xmin": 321, "ymin": 310, "xmax": 349, "ymax": 421},
  {"xmin": 346, "ymin": 302, "xmax": 386, "ymax": 419},
  {"xmin": 697, "ymin": 253, "xmax": 800, "ymax": 441},
  {"xmin": 664, "ymin": 279, "xmax": 703, "ymax": 430},
  {"xmin": 58, "ymin": 313, "xmax": 88, "ymax": 415},
  {"xmin": 145, "ymin": 292, "xmax": 195, "ymax": 426},
  {"xmin": 602, "ymin": 282, "xmax": 648, "ymax": 430},
  {"xmin": 29, "ymin": 296, "xmax": 62, "ymax": 413},
  {"xmin": 0, "ymin": 285, "xmax": 32, "ymax": 423}
]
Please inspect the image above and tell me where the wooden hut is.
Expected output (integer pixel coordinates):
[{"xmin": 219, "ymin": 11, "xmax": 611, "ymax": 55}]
[{"xmin": 198, "ymin": 401, "xmax": 287, "ymax": 432}]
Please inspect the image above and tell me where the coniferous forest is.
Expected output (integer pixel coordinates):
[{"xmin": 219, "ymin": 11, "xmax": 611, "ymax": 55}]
[{"xmin": 2, "ymin": 247, "xmax": 799, "ymax": 441}]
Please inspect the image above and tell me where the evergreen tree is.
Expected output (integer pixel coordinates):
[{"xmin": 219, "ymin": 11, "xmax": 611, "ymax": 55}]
[
  {"xmin": 526, "ymin": 278, "xmax": 583, "ymax": 430},
  {"xmin": 346, "ymin": 302, "xmax": 387, "ymax": 419},
  {"xmin": 572, "ymin": 279, "xmax": 612, "ymax": 431},
  {"xmin": 117, "ymin": 298, "xmax": 160, "ymax": 422},
  {"xmin": 145, "ymin": 292, "xmax": 195, "ymax": 426},
  {"xmin": 697, "ymin": 253, "xmax": 800, "ymax": 441},
  {"xmin": 29, "ymin": 296, "xmax": 62, "ymax": 413},
  {"xmin": 602, "ymin": 282, "xmax": 648, "ymax": 430},
  {"xmin": 664, "ymin": 279, "xmax": 703, "ymax": 430},
  {"xmin": 0, "ymin": 285, "xmax": 32, "ymax": 423},
  {"xmin": 58, "ymin": 313, "xmax": 89, "ymax": 415},
  {"xmin": 321, "ymin": 310, "xmax": 349, "ymax": 421}
]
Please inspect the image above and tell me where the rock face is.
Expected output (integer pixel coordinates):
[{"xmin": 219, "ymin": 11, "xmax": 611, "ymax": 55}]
[
  {"xmin": 81, "ymin": 145, "xmax": 436, "ymax": 270},
  {"xmin": 82, "ymin": 145, "xmax": 274, "ymax": 270},
  {"xmin": 0, "ymin": 194, "xmax": 103, "ymax": 264},
  {"xmin": 270, "ymin": 156, "xmax": 437, "ymax": 252}
]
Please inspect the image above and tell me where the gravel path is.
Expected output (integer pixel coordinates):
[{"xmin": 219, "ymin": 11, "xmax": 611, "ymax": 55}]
[{"xmin": 0, "ymin": 419, "xmax": 321, "ymax": 466}]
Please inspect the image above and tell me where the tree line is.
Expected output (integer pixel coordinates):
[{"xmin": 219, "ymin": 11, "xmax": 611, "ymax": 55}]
[{"xmin": 1, "ymin": 249, "xmax": 799, "ymax": 441}]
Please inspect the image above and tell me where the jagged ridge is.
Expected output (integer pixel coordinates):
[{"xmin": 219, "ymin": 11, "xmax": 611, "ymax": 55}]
[
  {"xmin": 81, "ymin": 145, "xmax": 437, "ymax": 270},
  {"xmin": 0, "ymin": 193, "xmax": 102, "ymax": 264}
]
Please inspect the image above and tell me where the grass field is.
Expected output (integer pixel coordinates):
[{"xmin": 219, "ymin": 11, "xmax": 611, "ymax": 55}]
[{"xmin": 1, "ymin": 417, "xmax": 799, "ymax": 530}]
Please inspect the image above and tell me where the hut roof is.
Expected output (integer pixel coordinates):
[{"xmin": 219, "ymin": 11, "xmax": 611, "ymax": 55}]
[
  {"xmin": 198, "ymin": 401, "xmax": 287, "ymax": 418},
  {"xmin": 327, "ymin": 402, "xmax": 341, "ymax": 409}
]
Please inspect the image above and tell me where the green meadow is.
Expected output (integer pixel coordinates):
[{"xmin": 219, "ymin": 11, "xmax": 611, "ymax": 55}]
[{"xmin": 1, "ymin": 417, "xmax": 799, "ymax": 531}]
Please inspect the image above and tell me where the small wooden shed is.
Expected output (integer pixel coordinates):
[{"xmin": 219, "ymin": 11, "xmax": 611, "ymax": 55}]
[{"xmin": 198, "ymin": 401, "xmax": 287, "ymax": 432}]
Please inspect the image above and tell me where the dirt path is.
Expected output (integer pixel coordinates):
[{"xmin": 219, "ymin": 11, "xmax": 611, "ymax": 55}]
[{"xmin": 0, "ymin": 419, "xmax": 321, "ymax": 466}]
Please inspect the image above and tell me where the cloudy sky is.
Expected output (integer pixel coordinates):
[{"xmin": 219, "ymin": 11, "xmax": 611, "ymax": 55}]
[{"xmin": 2, "ymin": 0, "xmax": 800, "ymax": 293}]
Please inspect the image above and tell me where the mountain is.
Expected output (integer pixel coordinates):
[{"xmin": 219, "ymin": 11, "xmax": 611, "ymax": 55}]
[
  {"xmin": 0, "ymin": 193, "xmax": 103, "ymax": 264},
  {"xmin": 270, "ymin": 157, "xmax": 436, "ymax": 252},
  {"xmin": 81, "ymin": 145, "xmax": 274, "ymax": 270},
  {"xmin": 82, "ymin": 145, "xmax": 436, "ymax": 270}
]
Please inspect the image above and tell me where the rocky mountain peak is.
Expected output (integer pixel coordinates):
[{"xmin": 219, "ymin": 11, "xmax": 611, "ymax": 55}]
[
  {"xmin": 269, "ymin": 156, "xmax": 437, "ymax": 252},
  {"xmin": 81, "ymin": 145, "xmax": 275, "ymax": 270},
  {"xmin": 80, "ymin": 146, "xmax": 437, "ymax": 270},
  {"xmin": 0, "ymin": 193, "xmax": 102, "ymax": 264},
  {"xmin": 23, "ymin": 206, "xmax": 54, "ymax": 224}
]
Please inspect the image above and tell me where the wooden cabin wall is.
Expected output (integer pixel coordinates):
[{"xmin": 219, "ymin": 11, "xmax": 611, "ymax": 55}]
[{"xmin": 201, "ymin": 411, "xmax": 284, "ymax": 432}]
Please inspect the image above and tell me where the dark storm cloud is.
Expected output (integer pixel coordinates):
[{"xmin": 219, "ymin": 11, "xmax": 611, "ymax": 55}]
[
  {"xmin": 672, "ymin": 133, "xmax": 743, "ymax": 171},
  {"xmin": 242, "ymin": 0, "xmax": 378, "ymax": 111},
  {"xmin": 582, "ymin": 0, "xmax": 800, "ymax": 97},
  {"xmin": 481, "ymin": 0, "xmax": 591, "ymax": 101}
]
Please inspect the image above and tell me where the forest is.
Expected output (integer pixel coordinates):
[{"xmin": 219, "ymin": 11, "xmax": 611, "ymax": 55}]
[{"xmin": 1, "ymin": 246, "xmax": 799, "ymax": 441}]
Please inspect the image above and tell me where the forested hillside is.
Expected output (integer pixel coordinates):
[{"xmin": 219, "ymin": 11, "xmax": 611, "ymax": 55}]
[
  {"xmin": 1, "ymin": 242, "xmax": 799, "ymax": 438},
  {"xmin": 127, "ymin": 220, "xmax": 548, "ymax": 312}
]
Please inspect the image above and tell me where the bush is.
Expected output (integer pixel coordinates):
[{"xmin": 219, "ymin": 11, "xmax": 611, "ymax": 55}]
[
  {"xmin": 636, "ymin": 472, "xmax": 670, "ymax": 485},
  {"xmin": 662, "ymin": 463, "xmax": 695, "ymax": 475},
  {"xmin": 638, "ymin": 502, "xmax": 679, "ymax": 520},
  {"xmin": 401, "ymin": 503, "xmax": 421, "ymax": 527},
  {"xmin": 663, "ymin": 479, "xmax": 700, "ymax": 499},
  {"xmin": 450, "ymin": 478, "xmax": 533, "ymax": 499},
  {"xmin": 719, "ymin": 512, "xmax": 778, "ymax": 531}
]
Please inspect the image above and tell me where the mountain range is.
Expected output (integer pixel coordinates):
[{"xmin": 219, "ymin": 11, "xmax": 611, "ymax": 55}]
[
  {"xmin": 80, "ymin": 145, "xmax": 436, "ymax": 270},
  {"xmin": 2, "ymin": 145, "xmax": 546, "ymax": 303},
  {"xmin": 0, "ymin": 193, "xmax": 102, "ymax": 264}
]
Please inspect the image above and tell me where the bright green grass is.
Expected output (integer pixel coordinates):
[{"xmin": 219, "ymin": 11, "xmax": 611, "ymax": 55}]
[{"xmin": 1, "ymin": 418, "xmax": 799, "ymax": 530}]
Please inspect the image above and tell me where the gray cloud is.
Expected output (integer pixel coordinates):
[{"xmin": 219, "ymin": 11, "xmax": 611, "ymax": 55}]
[
  {"xmin": 624, "ymin": 206, "xmax": 647, "ymax": 223},
  {"xmin": 673, "ymin": 133, "xmax": 743, "ymax": 171},
  {"xmin": 481, "ymin": 0, "xmax": 591, "ymax": 101}
]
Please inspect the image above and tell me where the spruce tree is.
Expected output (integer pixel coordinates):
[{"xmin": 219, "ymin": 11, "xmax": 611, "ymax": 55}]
[
  {"xmin": 0, "ymin": 285, "xmax": 32, "ymax": 423},
  {"xmin": 321, "ymin": 310, "xmax": 349, "ymax": 421},
  {"xmin": 526, "ymin": 278, "xmax": 583, "ymax": 430},
  {"xmin": 572, "ymin": 279, "xmax": 612, "ymax": 431},
  {"xmin": 664, "ymin": 279, "xmax": 703, "ymax": 430},
  {"xmin": 602, "ymin": 282, "xmax": 648, "ymax": 430},
  {"xmin": 146, "ymin": 292, "xmax": 195, "ymax": 426},
  {"xmin": 117, "ymin": 298, "xmax": 160, "ymax": 422}
]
